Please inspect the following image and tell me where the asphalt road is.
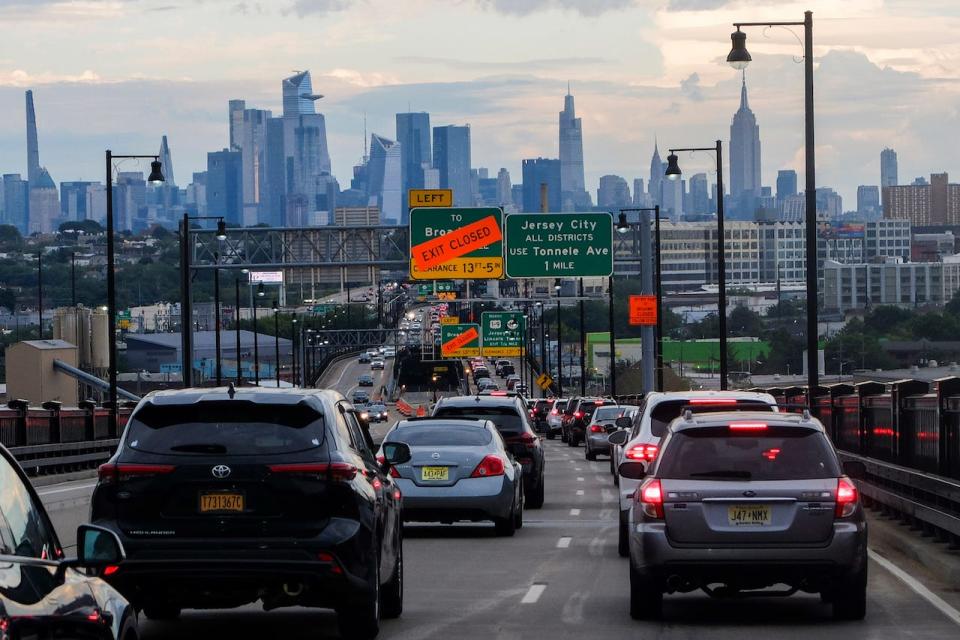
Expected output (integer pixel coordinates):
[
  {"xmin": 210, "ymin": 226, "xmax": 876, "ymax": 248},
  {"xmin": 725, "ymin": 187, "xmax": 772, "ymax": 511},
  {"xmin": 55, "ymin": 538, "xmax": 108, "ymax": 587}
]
[{"xmin": 37, "ymin": 437, "xmax": 960, "ymax": 639}]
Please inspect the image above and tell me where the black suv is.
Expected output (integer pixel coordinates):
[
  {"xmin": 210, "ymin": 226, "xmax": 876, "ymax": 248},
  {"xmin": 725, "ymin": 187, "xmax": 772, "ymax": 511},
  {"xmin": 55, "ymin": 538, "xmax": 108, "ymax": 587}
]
[
  {"xmin": 0, "ymin": 443, "xmax": 138, "ymax": 640},
  {"xmin": 89, "ymin": 387, "xmax": 410, "ymax": 640},
  {"xmin": 563, "ymin": 397, "xmax": 617, "ymax": 446},
  {"xmin": 432, "ymin": 395, "xmax": 546, "ymax": 508}
]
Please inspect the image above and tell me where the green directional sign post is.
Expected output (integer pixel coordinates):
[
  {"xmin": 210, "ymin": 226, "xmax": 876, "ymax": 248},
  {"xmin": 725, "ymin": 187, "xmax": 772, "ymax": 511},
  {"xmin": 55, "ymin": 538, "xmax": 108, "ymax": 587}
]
[
  {"xmin": 409, "ymin": 207, "xmax": 504, "ymax": 280},
  {"xmin": 417, "ymin": 283, "xmax": 434, "ymax": 296},
  {"xmin": 505, "ymin": 212, "xmax": 614, "ymax": 278},
  {"xmin": 440, "ymin": 323, "xmax": 481, "ymax": 358},
  {"xmin": 481, "ymin": 311, "xmax": 525, "ymax": 357}
]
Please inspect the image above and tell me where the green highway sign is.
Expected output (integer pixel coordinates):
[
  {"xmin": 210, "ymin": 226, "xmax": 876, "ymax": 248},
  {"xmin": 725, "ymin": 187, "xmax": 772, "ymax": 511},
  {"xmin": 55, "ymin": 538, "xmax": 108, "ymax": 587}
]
[
  {"xmin": 436, "ymin": 282, "xmax": 456, "ymax": 292},
  {"xmin": 481, "ymin": 311, "xmax": 525, "ymax": 357},
  {"xmin": 440, "ymin": 323, "xmax": 481, "ymax": 358},
  {"xmin": 409, "ymin": 207, "xmax": 504, "ymax": 280},
  {"xmin": 417, "ymin": 283, "xmax": 434, "ymax": 296},
  {"xmin": 505, "ymin": 212, "xmax": 613, "ymax": 278}
]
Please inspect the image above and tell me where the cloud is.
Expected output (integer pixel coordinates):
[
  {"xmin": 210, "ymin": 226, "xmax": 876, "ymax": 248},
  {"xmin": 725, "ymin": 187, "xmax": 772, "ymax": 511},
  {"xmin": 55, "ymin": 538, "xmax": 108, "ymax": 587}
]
[
  {"xmin": 394, "ymin": 56, "xmax": 609, "ymax": 71},
  {"xmin": 284, "ymin": 0, "xmax": 356, "ymax": 16},
  {"xmin": 680, "ymin": 72, "xmax": 703, "ymax": 100},
  {"xmin": 475, "ymin": 0, "xmax": 633, "ymax": 17},
  {"xmin": 664, "ymin": 0, "xmax": 726, "ymax": 10},
  {"xmin": 0, "ymin": 69, "xmax": 105, "ymax": 87}
]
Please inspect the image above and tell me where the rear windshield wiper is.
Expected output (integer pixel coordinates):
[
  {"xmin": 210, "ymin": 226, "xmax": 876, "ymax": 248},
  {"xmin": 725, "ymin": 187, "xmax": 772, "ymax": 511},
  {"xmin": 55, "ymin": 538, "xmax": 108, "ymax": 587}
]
[
  {"xmin": 169, "ymin": 443, "xmax": 228, "ymax": 454},
  {"xmin": 688, "ymin": 470, "xmax": 752, "ymax": 480}
]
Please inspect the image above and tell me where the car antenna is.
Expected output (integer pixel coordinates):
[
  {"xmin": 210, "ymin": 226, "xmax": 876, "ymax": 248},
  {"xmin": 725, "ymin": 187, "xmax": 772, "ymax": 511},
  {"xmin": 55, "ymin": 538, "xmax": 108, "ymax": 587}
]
[{"xmin": 227, "ymin": 382, "xmax": 236, "ymax": 399}]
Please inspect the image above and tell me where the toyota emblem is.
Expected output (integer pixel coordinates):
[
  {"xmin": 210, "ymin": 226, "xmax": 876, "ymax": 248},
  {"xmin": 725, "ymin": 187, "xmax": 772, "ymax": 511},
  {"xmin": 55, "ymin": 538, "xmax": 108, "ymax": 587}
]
[
  {"xmin": 431, "ymin": 452, "xmax": 440, "ymax": 460},
  {"xmin": 211, "ymin": 465, "xmax": 232, "ymax": 479},
  {"xmin": 743, "ymin": 490, "xmax": 756, "ymax": 498}
]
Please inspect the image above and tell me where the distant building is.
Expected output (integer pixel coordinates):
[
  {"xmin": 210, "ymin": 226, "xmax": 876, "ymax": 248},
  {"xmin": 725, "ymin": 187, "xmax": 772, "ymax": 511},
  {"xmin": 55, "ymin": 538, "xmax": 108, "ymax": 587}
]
[
  {"xmin": 2, "ymin": 174, "xmax": 29, "ymax": 234},
  {"xmin": 206, "ymin": 149, "xmax": 243, "ymax": 227},
  {"xmin": 648, "ymin": 142, "xmax": 662, "ymax": 207},
  {"xmin": 432, "ymin": 125, "xmax": 472, "ymax": 206},
  {"xmin": 511, "ymin": 184, "xmax": 524, "ymax": 211},
  {"xmin": 366, "ymin": 134, "xmax": 402, "ymax": 224},
  {"xmin": 823, "ymin": 255, "xmax": 960, "ymax": 313},
  {"xmin": 60, "ymin": 181, "xmax": 96, "ymax": 222},
  {"xmin": 396, "ymin": 112, "xmax": 431, "ymax": 204},
  {"xmin": 913, "ymin": 231, "xmax": 955, "ymax": 262},
  {"xmin": 661, "ymin": 176, "xmax": 683, "ymax": 222},
  {"xmin": 881, "ymin": 147, "xmax": 898, "ymax": 208},
  {"xmin": 688, "ymin": 173, "xmax": 710, "ymax": 215},
  {"xmin": 776, "ymin": 170, "xmax": 797, "ymax": 205},
  {"xmin": 28, "ymin": 169, "xmax": 59, "ymax": 235},
  {"xmin": 521, "ymin": 158, "xmax": 561, "ymax": 212},
  {"xmin": 728, "ymin": 78, "xmax": 762, "ymax": 218},
  {"xmin": 597, "ymin": 175, "xmax": 630, "ymax": 208},
  {"xmin": 229, "ymin": 104, "xmax": 271, "ymax": 226},
  {"xmin": 558, "ymin": 87, "xmax": 591, "ymax": 210},
  {"xmin": 816, "ymin": 188, "xmax": 843, "ymax": 220},
  {"xmin": 114, "ymin": 172, "xmax": 145, "ymax": 231},
  {"xmin": 884, "ymin": 172, "xmax": 960, "ymax": 226},
  {"xmin": 865, "ymin": 219, "xmax": 911, "ymax": 261},
  {"xmin": 496, "ymin": 168, "xmax": 512, "ymax": 207},
  {"xmin": 856, "ymin": 185, "xmax": 880, "ymax": 219}
]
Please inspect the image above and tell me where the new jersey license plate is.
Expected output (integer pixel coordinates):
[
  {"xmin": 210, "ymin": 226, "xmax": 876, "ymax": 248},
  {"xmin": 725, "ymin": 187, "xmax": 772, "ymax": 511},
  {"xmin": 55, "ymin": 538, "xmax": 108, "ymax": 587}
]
[
  {"xmin": 727, "ymin": 504, "xmax": 771, "ymax": 526},
  {"xmin": 421, "ymin": 466, "xmax": 449, "ymax": 481},
  {"xmin": 200, "ymin": 492, "xmax": 245, "ymax": 513}
]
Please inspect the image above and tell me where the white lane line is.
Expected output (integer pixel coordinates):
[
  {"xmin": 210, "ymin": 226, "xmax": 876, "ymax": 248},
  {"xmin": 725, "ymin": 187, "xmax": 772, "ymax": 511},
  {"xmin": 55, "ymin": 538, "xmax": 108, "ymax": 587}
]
[
  {"xmin": 868, "ymin": 549, "xmax": 960, "ymax": 627},
  {"xmin": 577, "ymin": 477, "xmax": 584, "ymax": 482},
  {"xmin": 574, "ymin": 467, "xmax": 582, "ymax": 471},
  {"xmin": 556, "ymin": 537, "xmax": 572, "ymax": 549},
  {"xmin": 521, "ymin": 584, "xmax": 547, "ymax": 604},
  {"xmin": 38, "ymin": 482, "xmax": 97, "ymax": 496},
  {"xmin": 576, "ymin": 489, "xmax": 584, "ymax": 496},
  {"xmin": 570, "ymin": 508, "xmax": 581, "ymax": 516}
]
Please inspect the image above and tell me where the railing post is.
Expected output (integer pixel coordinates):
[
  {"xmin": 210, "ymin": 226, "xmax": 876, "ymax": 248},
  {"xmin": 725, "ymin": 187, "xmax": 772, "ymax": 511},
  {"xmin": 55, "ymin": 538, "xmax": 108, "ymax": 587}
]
[{"xmin": 7, "ymin": 399, "xmax": 28, "ymax": 447}]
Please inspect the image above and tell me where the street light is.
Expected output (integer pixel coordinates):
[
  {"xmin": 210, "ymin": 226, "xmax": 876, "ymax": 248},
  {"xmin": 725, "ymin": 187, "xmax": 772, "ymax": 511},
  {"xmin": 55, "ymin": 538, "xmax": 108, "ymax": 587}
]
[
  {"xmin": 292, "ymin": 316, "xmax": 298, "ymax": 387},
  {"xmin": 664, "ymin": 142, "xmax": 729, "ymax": 390},
  {"xmin": 235, "ymin": 270, "xmax": 246, "ymax": 386},
  {"xmin": 251, "ymin": 281, "xmax": 264, "ymax": 386},
  {"xmin": 554, "ymin": 279, "xmax": 563, "ymax": 397},
  {"xmin": 272, "ymin": 300, "xmax": 280, "ymax": 388},
  {"xmin": 105, "ymin": 151, "xmax": 163, "ymax": 435},
  {"xmin": 178, "ymin": 213, "xmax": 226, "ymax": 388},
  {"xmin": 726, "ymin": 10, "xmax": 818, "ymax": 396}
]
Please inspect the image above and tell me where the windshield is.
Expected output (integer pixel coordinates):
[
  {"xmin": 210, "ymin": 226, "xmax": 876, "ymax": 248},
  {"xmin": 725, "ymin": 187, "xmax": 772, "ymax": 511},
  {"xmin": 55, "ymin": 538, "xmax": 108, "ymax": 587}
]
[
  {"xmin": 386, "ymin": 424, "xmax": 493, "ymax": 447},
  {"xmin": 433, "ymin": 406, "xmax": 524, "ymax": 434},
  {"xmin": 126, "ymin": 401, "xmax": 326, "ymax": 456},
  {"xmin": 657, "ymin": 427, "xmax": 840, "ymax": 481},
  {"xmin": 594, "ymin": 406, "xmax": 624, "ymax": 421},
  {"xmin": 648, "ymin": 400, "xmax": 774, "ymax": 438}
]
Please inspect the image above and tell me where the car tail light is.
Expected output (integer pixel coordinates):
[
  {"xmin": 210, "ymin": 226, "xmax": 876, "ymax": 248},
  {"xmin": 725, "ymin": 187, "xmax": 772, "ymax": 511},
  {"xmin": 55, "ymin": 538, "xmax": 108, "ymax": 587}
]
[
  {"xmin": 376, "ymin": 454, "xmax": 402, "ymax": 478},
  {"xmin": 490, "ymin": 391, "xmax": 507, "ymax": 396},
  {"xmin": 268, "ymin": 462, "xmax": 358, "ymax": 481},
  {"xmin": 590, "ymin": 424, "xmax": 604, "ymax": 433},
  {"xmin": 317, "ymin": 551, "xmax": 343, "ymax": 575},
  {"xmin": 638, "ymin": 478, "xmax": 664, "ymax": 519},
  {"xmin": 729, "ymin": 421, "xmax": 768, "ymax": 431},
  {"xmin": 550, "ymin": 408, "xmax": 558, "ymax": 415},
  {"xmin": 103, "ymin": 565, "xmax": 120, "ymax": 576},
  {"xmin": 470, "ymin": 455, "xmax": 505, "ymax": 478},
  {"xmin": 835, "ymin": 477, "xmax": 858, "ymax": 517},
  {"xmin": 689, "ymin": 398, "xmax": 738, "ymax": 405},
  {"xmin": 97, "ymin": 463, "xmax": 175, "ymax": 484},
  {"xmin": 574, "ymin": 411, "xmax": 584, "ymax": 419},
  {"xmin": 625, "ymin": 444, "xmax": 658, "ymax": 461}
]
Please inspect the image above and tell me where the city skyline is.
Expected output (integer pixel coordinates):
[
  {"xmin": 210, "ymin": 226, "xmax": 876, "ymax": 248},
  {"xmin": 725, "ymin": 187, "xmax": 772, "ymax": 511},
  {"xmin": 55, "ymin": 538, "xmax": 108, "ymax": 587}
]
[{"xmin": 1, "ymin": 1, "xmax": 959, "ymax": 207}]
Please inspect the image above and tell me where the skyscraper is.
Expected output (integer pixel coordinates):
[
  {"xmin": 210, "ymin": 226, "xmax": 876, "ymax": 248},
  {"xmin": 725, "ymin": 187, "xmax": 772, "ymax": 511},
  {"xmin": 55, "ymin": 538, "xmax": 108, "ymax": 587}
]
[
  {"xmin": 283, "ymin": 71, "xmax": 322, "ymax": 117},
  {"xmin": 25, "ymin": 90, "xmax": 40, "ymax": 187},
  {"xmin": 228, "ymin": 99, "xmax": 246, "ymax": 151},
  {"xmin": 729, "ymin": 77, "xmax": 762, "ymax": 218},
  {"xmin": 60, "ymin": 181, "xmax": 96, "ymax": 221},
  {"xmin": 648, "ymin": 141, "xmax": 662, "ymax": 207},
  {"xmin": 232, "ymin": 106, "xmax": 272, "ymax": 226},
  {"xmin": 596, "ymin": 175, "xmax": 630, "ymax": 208},
  {"xmin": 207, "ymin": 149, "xmax": 243, "ymax": 226},
  {"xmin": 521, "ymin": 158, "xmax": 561, "ymax": 212},
  {"xmin": 559, "ymin": 86, "xmax": 590, "ymax": 210},
  {"xmin": 776, "ymin": 170, "xmax": 797, "ymax": 205},
  {"xmin": 881, "ymin": 148, "xmax": 898, "ymax": 208},
  {"xmin": 2, "ymin": 174, "xmax": 29, "ymax": 234},
  {"xmin": 857, "ymin": 185, "xmax": 880, "ymax": 219},
  {"xmin": 689, "ymin": 173, "xmax": 710, "ymax": 215},
  {"xmin": 432, "ymin": 125, "xmax": 472, "ymax": 206},
  {"xmin": 158, "ymin": 135, "xmax": 175, "ymax": 186},
  {"xmin": 396, "ymin": 112, "xmax": 431, "ymax": 199},
  {"xmin": 279, "ymin": 71, "xmax": 332, "ymax": 216},
  {"xmin": 28, "ymin": 169, "xmax": 58, "ymax": 234},
  {"xmin": 367, "ymin": 134, "xmax": 402, "ymax": 223},
  {"xmin": 496, "ymin": 168, "xmax": 512, "ymax": 207}
]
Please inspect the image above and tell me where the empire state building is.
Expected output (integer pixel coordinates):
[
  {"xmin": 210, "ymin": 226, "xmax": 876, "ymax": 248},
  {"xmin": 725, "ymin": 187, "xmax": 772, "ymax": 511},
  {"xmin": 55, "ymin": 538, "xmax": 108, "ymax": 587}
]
[{"xmin": 729, "ymin": 77, "xmax": 762, "ymax": 218}]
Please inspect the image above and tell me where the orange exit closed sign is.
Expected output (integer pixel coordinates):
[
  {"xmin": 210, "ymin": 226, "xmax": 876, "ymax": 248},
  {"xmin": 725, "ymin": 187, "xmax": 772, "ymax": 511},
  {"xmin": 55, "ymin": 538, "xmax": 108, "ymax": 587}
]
[{"xmin": 629, "ymin": 295, "xmax": 657, "ymax": 326}]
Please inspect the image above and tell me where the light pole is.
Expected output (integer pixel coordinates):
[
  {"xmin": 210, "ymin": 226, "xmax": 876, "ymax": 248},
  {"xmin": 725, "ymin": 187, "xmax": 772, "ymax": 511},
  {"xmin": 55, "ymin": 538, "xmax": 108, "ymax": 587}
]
[
  {"xmin": 292, "ymin": 316, "xmax": 298, "ymax": 387},
  {"xmin": 36, "ymin": 251, "xmax": 43, "ymax": 340},
  {"xmin": 537, "ymin": 301, "xmax": 546, "ymax": 397},
  {"xmin": 235, "ymin": 271, "xmax": 245, "ymax": 385},
  {"xmin": 554, "ymin": 279, "xmax": 563, "ymax": 397},
  {"xmin": 213, "ymin": 252, "xmax": 222, "ymax": 386},
  {"xmin": 665, "ymin": 143, "xmax": 728, "ymax": 390},
  {"xmin": 727, "ymin": 10, "xmax": 817, "ymax": 395},
  {"xmin": 578, "ymin": 278, "xmax": 586, "ymax": 396},
  {"xmin": 253, "ymin": 281, "xmax": 264, "ymax": 386},
  {"xmin": 179, "ymin": 214, "xmax": 226, "ymax": 387},
  {"xmin": 608, "ymin": 273, "xmax": 616, "ymax": 397},
  {"xmin": 70, "ymin": 252, "xmax": 76, "ymax": 306},
  {"xmin": 105, "ymin": 151, "xmax": 164, "ymax": 434},
  {"xmin": 272, "ymin": 300, "xmax": 280, "ymax": 388}
]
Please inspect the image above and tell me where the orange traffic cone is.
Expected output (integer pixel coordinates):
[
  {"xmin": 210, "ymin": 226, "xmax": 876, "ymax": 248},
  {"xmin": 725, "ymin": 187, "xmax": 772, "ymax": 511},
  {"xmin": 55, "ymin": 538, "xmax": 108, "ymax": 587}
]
[{"xmin": 416, "ymin": 405, "xmax": 426, "ymax": 417}]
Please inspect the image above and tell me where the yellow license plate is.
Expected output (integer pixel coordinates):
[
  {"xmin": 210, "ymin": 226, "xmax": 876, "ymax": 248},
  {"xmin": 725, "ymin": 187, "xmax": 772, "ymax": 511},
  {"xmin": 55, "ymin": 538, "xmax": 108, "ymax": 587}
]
[
  {"xmin": 200, "ymin": 493, "xmax": 245, "ymax": 513},
  {"xmin": 727, "ymin": 504, "xmax": 771, "ymax": 526},
  {"xmin": 421, "ymin": 466, "xmax": 449, "ymax": 481}
]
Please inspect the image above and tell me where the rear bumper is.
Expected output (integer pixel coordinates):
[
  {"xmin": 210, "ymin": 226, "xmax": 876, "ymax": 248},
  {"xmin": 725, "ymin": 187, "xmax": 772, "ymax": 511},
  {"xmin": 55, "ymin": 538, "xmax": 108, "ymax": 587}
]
[
  {"xmin": 398, "ymin": 476, "xmax": 515, "ymax": 521},
  {"xmin": 586, "ymin": 433, "xmax": 612, "ymax": 454},
  {"xmin": 630, "ymin": 519, "xmax": 868, "ymax": 586}
]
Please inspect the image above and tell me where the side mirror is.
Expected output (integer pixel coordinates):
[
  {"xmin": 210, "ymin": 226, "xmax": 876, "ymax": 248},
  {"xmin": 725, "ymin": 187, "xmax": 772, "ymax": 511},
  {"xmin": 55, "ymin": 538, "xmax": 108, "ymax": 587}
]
[
  {"xmin": 615, "ymin": 416, "xmax": 632, "ymax": 429},
  {"xmin": 381, "ymin": 441, "xmax": 412, "ymax": 467},
  {"xmin": 608, "ymin": 430, "xmax": 629, "ymax": 446},
  {"xmin": 77, "ymin": 524, "xmax": 125, "ymax": 566},
  {"xmin": 618, "ymin": 460, "xmax": 647, "ymax": 480},
  {"xmin": 842, "ymin": 460, "xmax": 867, "ymax": 480}
]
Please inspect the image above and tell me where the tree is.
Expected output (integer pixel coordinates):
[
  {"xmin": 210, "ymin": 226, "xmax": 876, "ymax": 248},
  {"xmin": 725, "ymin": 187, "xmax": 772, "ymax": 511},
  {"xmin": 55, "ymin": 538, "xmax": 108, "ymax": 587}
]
[
  {"xmin": 729, "ymin": 305, "xmax": 763, "ymax": 337},
  {"xmin": 58, "ymin": 220, "xmax": 103, "ymax": 235},
  {"xmin": 0, "ymin": 225, "xmax": 23, "ymax": 250}
]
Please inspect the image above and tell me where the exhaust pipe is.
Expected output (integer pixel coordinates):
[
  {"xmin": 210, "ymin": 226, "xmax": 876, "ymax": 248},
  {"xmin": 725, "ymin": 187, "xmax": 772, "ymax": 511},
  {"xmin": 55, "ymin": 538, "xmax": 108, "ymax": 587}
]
[{"xmin": 282, "ymin": 583, "xmax": 304, "ymax": 597}]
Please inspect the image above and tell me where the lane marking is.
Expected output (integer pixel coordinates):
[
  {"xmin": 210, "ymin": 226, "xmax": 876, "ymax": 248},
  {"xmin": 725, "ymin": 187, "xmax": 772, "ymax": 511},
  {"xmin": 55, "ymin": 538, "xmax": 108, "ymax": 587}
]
[
  {"xmin": 556, "ymin": 537, "xmax": 572, "ymax": 549},
  {"xmin": 868, "ymin": 549, "xmax": 960, "ymax": 627},
  {"xmin": 574, "ymin": 467, "xmax": 582, "ymax": 471},
  {"xmin": 576, "ymin": 490, "xmax": 584, "ymax": 496},
  {"xmin": 570, "ymin": 508, "xmax": 581, "ymax": 516},
  {"xmin": 521, "ymin": 583, "xmax": 547, "ymax": 604},
  {"xmin": 38, "ymin": 482, "xmax": 97, "ymax": 496},
  {"xmin": 577, "ymin": 477, "xmax": 584, "ymax": 482}
]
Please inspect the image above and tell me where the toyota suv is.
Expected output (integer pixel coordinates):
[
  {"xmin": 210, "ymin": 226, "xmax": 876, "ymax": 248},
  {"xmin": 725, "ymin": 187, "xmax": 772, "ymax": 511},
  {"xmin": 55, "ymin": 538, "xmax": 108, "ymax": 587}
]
[
  {"xmin": 88, "ymin": 387, "xmax": 410, "ymax": 640},
  {"xmin": 622, "ymin": 410, "xmax": 867, "ymax": 621}
]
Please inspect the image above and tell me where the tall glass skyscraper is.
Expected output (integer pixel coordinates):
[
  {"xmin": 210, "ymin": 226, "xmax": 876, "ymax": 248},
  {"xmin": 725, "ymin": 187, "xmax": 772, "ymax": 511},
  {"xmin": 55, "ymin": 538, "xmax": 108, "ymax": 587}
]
[
  {"xmin": 559, "ymin": 87, "xmax": 590, "ymax": 210},
  {"xmin": 396, "ymin": 112, "xmax": 431, "ymax": 202},
  {"xmin": 729, "ymin": 78, "xmax": 762, "ymax": 218},
  {"xmin": 432, "ymin": 125, "xmax": 472, "ymax": 207},
  {"xmin": 521, "ymin": 158, "xmax": 561, "ymax": 212},
  {"xmin": 881, "ymin": 147, "xmax": 898, "ymax": 210},
  {"xmin": 367, "ymin": 134, "xmax": 403, "ymax": 224}
]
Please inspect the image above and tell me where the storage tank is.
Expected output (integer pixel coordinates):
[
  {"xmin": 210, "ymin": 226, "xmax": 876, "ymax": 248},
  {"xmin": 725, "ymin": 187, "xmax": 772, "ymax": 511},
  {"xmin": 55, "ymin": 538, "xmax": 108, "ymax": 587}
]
[{"xmin": 90, "ymin": 309, "xmax": 109, "ymax": 369}]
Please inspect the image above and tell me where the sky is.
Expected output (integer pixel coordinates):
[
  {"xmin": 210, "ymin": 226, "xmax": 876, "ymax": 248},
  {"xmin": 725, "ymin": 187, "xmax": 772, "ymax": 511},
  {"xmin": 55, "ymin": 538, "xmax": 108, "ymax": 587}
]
[{"xmin": 0, "ymin": 0, "xmax": 958, "ymax": 208}]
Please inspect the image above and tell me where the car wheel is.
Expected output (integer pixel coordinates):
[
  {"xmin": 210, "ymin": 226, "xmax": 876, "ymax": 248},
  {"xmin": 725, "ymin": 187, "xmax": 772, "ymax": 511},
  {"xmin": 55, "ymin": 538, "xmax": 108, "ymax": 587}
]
[
  {"xmin": 609, "ymin": 454, "xmax": 616, "ymax": 476},
  {"xmin": 119, "ymin": 612, "xmax": 139, "ymax": 640},
  {"xmin": 142, "ymin": 604, "xmax": 181, "ymax": 621},
  {"xmin": 381, "ymin": 540, "xmax": 403, "ymax": 619},
  {"xmin": 567, "ymin": 434, "xmax": 577, "ymax": 447},
  {"xmin": 560, "ymin": 430, "xmax": 568, "ymax": 443},
  {"xmin": 337, "ymin": 558, "xmax": 381, "ymax": 639},
  {"xmin": 618, "ymin": 510, "xmax": 629, "ymax": 558},
  {"xmin": 494, "ymin": 502, "xmax": 517, "ymax": 537},
  {"xmin": 629, "ymin": 564, "xmax": 662, "ymax": 620},
  {"xmin": 585, "ymin": 446, "xmax": 596, "ymax": 461},
  {"xmin": 527, "ymin": 474, "xmax": 545, "ymax": 509},
  {"xmin": 831, "ymin": 564, "xmax": 867, "ymax": 620},
  {"xmin": 546, "ymin": 429, "xmax": 555, "ymax": 440},
  {"xmin": 514, "ymin": 488, "xmax": 524, "ymax": 529}
]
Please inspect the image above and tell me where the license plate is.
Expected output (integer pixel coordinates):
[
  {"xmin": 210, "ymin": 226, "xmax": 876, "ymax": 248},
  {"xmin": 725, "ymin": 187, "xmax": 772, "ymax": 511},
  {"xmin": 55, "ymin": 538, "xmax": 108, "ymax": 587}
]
[
  {"xmin": 200, "ymin": 493, "xmax": 245, "ymax": 513},
  {"xmin": 421, "ymin": 466, "xmax": 448, "ymax": 481},
  {"xmin": 727, "ymin": 504, "xmax": 771, "ymax": 526}
]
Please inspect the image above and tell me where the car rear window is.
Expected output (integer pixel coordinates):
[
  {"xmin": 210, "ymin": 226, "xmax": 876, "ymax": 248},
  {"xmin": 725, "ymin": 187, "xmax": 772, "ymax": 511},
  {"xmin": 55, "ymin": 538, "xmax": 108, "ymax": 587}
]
[
  {"xmin": 433, "ymin": 406, "xmax": 523, "ymax": 434},
  {"xmin": 126, "ymin": 401, "xmax": 326, "ymax": 456},
  {"xmin": 387, "ymin": 425, "xmax": 493, "ymax": 447},
  {"xmin": 535, "ymin": 400, "xmax": 551, "ymax": 411},
  {"xmin": 594, "ymin": 406, "xmax": 623, "ymax": 421},
  {"xmin": 657, "ymin": 427, "xmax": 840, "ymax": 481},
  {"xmin": 648, "ymin": 400, "xmax": 773, "ymax": 437}
]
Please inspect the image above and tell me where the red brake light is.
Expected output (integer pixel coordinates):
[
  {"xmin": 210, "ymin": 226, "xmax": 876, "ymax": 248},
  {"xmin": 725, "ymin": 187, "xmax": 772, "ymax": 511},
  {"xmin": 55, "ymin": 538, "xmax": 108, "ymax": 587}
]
[
  {"xmin": 625, "ymin": 444, "xmax": 658, "ymax": 461},
  {"xmin": 689, "ymin": 398, "xmax": 738, "ymax": 405},
  {"xmin": 729, "ymin": 421, "xmax": 768, "ymax": 431},
  {"xmin": 590, "ymin": 425, "xmax": 604, "ymax": 433},
  {"xmin": 97, "ymin": 463, "xmax": 175, "ymax": 484},
  {"xmin": 470, "ymin": 455, "xmax": 506, "ymax": 478},
  {"xmin": 836, "ymin": 477, "xmax": 858, "ymax": 517},
  {"xmin": 103, "ymin": 565, "xmax": 120, "ymax": 576},
  {"xmin": 594, "ymin": 400, "xmax": 605, "ymax": 406},
  {"xmin": 550, "ymin": 408, "xmax": 558, "ymax": 415},
  {"xmin": 268, "ymin": 462, "xmax": 358, "ymax": 481},
  {"xmin": 489, "ymin": 391, "xmax": 507, "ymax": 396},
  {"xmin": 574, "ymin": 411, "xmax": 584, "ymax": 419},
  {"xmin": 376, "ymin": 454, "xmax": 402, "ymax": 478},
  {"xmin": 638, "ymin": 478, "xmax": 664, "ymax": 519}
]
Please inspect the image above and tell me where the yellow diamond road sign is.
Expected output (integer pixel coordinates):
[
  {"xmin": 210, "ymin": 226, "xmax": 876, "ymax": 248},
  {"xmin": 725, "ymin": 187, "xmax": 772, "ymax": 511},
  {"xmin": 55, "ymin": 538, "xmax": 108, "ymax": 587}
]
[{"xmin": 536, "ymin": 373, "xmax": 553, "ymax": 390}]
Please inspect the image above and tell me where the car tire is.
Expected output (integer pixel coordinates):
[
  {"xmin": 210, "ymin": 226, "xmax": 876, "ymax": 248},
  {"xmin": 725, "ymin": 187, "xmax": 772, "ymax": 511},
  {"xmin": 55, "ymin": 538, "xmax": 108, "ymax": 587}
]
[
  {"xmin": 546, "ymin": 429, "xmax": 555, "ymax": 440},
  {"xmin": 142, "ymin": 604, "xmax": 181, "ymax": 621},
  {"xmin": 381, "ymin": 541, "xmax": 403, "ymax": 619},
  {"xmin": 831, "ymin": 564, "xmax": 867, "ymax": 621},
  {"xmin": 560, "ymin": 429, "xmax": 568, "ymax": 443},
  {"xmin": 618, "ymin": 510, "xmax": 629, "ymax": 558},
  {"xmin": 494, "ymin": 503, "xmax": 517, "ymax": 537},
  {"xmin": 337, "ymin": 560, "xmax": 381, "ymax": 639},
  {"xmin": 585, "ymin": 446, "xmax": 596, "ymax": 461},
  {"xmin": 514, "ymin": 489, "xmax": 524, "ymax": 529},
  {"xmin": 609, "ymin": 454, "xmax": 616, "ymax": 476},
  {"xmin": 527, "ymin": 475, "xmax": 545, "ymax": 509},
  {"xmin": 567, "ymin": 434, "xmax": 577, "ymax": 447},
  {"xmin": 629, "ymin": 564, "xmax": 662, "ymax": 620},
  {"xmin": 119, "ymin": 612, "xmax": 139, "ymax": 640}
]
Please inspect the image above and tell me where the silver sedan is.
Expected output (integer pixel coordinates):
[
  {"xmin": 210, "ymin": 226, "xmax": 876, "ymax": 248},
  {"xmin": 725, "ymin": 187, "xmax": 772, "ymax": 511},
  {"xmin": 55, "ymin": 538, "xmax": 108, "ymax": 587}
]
[{"xmin": 382, "ymin": 418, "xmax": 524, "ymax": 536}]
